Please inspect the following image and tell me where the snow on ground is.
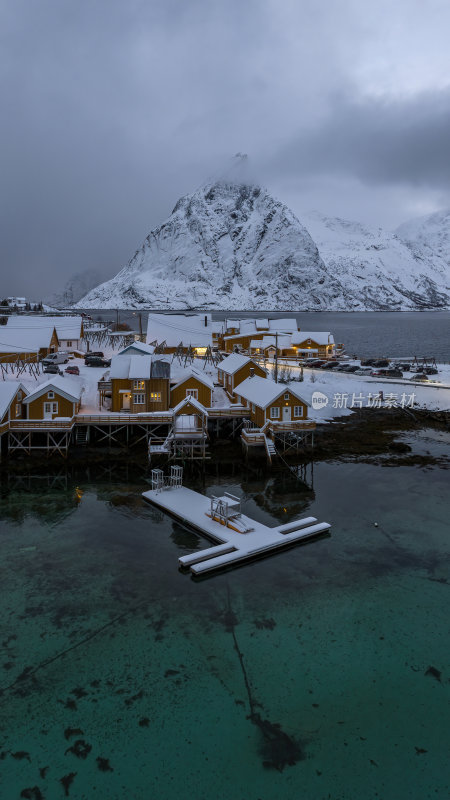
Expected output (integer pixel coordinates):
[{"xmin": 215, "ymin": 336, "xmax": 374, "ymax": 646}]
[
  {"xmin": 281, "ymin": 362, "xmax": 450, "ymax": 421},
  {"xmin": 2, "ymin": 353, "xmax": 449, "ymax": 419}
]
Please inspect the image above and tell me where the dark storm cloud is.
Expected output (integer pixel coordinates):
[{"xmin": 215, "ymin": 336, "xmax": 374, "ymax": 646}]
[
  {"xmin": 1, "ymin": 0, "xmax": 449, "ymax": 298},
  {"xmin": 268, "ymin": 90, "xmax": 450, "ymax": 188}
]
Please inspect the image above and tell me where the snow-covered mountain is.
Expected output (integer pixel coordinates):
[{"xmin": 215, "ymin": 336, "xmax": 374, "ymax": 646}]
[
  {"xmin": 303, "ymin": 211, "xmax": 450, "ymax": 310},
  {"xmin": 74, "ymin": 181, "xmax": 450, "ymax": 310},
  {"xmin": 396, "ymin": 209, "xmax": 450, "ymax": 270}
]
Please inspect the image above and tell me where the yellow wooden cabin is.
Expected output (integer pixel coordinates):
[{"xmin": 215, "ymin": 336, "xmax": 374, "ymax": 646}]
[
  {"xmin": 217, "ymin": 354, "xmax": 266, "ymax": 397},
  {"xmin": 109, "ymin": 355, "xmax": 170, "ymax": 413},
  {"xmin": 170, "ymin": 369, "xmax": 214, "ymax": 409},
  {"xmin": 290, "ymin": 332, "xmax": 335, "ymax": 359},
  {"xmin": 233, "ymin": 375, "xmax": 310, "ymax": 427},
  {"xmin": 0, "ymin": 382, "xmax": 28, "ymax": 436},
  {"xmin": 22, "ymin": 378, "xmax": 82, "ymax": 420}
]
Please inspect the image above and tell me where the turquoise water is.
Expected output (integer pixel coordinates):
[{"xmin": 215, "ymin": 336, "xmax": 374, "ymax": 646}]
[{"xmin": 1, "ymin": 448, "xmax": 449, "ymax": 799}]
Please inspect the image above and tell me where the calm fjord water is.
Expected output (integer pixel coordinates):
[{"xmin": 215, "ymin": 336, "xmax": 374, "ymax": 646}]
[{"xmin": 1, "ymin": 445, "xmax": 449, "ymax": 800}]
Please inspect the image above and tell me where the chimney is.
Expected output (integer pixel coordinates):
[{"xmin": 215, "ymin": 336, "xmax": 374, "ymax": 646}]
[
  {"xmin": 249, "ymin": 367, "xmax": 255, "ymax": 378},
  {"xmin": 204, "ymin": 315, "xmax": 208, "ymax": 327}
]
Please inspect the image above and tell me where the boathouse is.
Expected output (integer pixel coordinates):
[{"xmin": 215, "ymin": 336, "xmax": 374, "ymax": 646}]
[
  {"xmin": 170, "ymin": 368, "xmax": 214, "ymax": 408},
  {"xmin": 217, "ymin": 354, "xmax": 266, "ymax": 397},
  {"xmin": 109, "ymin": 355, "xmax": 170, "ymax": 413},
  {"xmin": 233, "ymin": 375, "xmax": 310, "ymax": 426}
]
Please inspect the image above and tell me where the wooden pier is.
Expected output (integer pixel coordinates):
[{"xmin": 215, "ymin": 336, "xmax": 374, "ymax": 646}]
[{"xmin": 142, "ymin": 474, "xmax": 330, "ymax": 575}]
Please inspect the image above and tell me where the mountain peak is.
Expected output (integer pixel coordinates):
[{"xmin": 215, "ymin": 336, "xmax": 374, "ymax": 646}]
[{"xmin": 74, "ymin": 187, "xmax": 450, "ymax": 310}]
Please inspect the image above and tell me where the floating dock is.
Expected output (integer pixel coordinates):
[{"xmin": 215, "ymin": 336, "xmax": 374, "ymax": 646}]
[{"xmin": 142, "ymin": 470, "xmax": 331, "ymax": 575}]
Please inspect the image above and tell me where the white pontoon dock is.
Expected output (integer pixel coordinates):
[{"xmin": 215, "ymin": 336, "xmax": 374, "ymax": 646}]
[{"xmin": 142, "ymin": 468, "xmax": 331, "ymax": 575}]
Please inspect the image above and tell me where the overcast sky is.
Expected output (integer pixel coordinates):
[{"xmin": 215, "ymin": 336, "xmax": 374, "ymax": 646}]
[{"xmin": 1, "ymin": 0, "xmax": 450, "ymax": 299}]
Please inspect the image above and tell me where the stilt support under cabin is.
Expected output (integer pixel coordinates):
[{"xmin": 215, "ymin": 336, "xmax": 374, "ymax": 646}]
[{"xmin": 142, "ymin": 473, "xmax": 330, "ymax": 575}]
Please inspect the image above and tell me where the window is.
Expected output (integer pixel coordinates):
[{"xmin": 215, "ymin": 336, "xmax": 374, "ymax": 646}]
[
  {"xmin": 149, "ymin": 392, "xmax": 161, "ymax": 402},
  {"xmin": 251, "ymin": 403, "xmax": 255, "ymax": 412},
  {"xmin": 17, "ymin": 391, "xmax": 22, "ymax": 401},
  {"xmin": 44, "ymin": 403, "xmax": 51, "ymax": 414},
  {"xmin": 284, "ymin": 393, "xmax": 289, "ymax": 400},
  {"xmin": 133, "ymin": 393, "xmax": 145, "ymax": 404},
  {"xmin": 270, "ymin": 406, "xmax": 280, "ymax": 419},
  {"xmin": 66, "ymin": 341, "xmax": 72, "ymax": 348},
  {"xmin": 15, "ymin": 403, "xmax": 21, "ymax": 417},
  {"xmin": 48, "ymin": 391, "xmax": 54, "ymax": 399},
  {"xmin": 52, "ymin": 403, "xmax": 58, "ymax": 413},
  {"xmin": 133, "ymin": 380, "xmax": 145, "ymax": 391},
  {"xmin": 186, "ymin": 389, "xmax": 198, "ymax": 399},
  {"xmin": 294, "ymin": 406, "xmax": 303, "ymax": 418}
]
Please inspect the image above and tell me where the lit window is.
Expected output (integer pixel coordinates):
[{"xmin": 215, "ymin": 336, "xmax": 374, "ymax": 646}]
[
  {"xmin": 133, "ymin": 393, "xmax": 145, "ymax": 404},
  {"xmin": 294, "ymin": 406, "xmax": 303, "ymax": 418},
  {"xmin": 48, "ymin": 391, "xmax": 54, "ymax": 399},
  {"xmin": 186, "ymin": 389, "xmax": 198, "ymax": 399},
  {"xmin": 270, "ymin": 407, "xmax": 280, "ymax": 419},
  {"xmin": 133, "ymin": 380, "xmax": 145, "ymax": 391},
  {"xmin": 15, "ymin": 403, "xmax": 21, "ymax": 417},
  {"xmin": 150, "ymin": 392, "xmax": 161, "ymax": 402}
]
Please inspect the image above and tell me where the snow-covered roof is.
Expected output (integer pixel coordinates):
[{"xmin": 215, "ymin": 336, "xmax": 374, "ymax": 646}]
[
  {"xmin": 110, "ymin": 355, "xmax": 152, "ymax": 380},
  {"xmin": 118, "ymin": 341, "xmax": 155, "ymax": 356},
  {"xmin": 224, "ymin": 317, "xmax": 299, "ymax": 339},
  {"xmin": 0, "ymin": 382, "xmax": 27, "ymax": 418},
  {"xmin": 171, "ymin": 367, "xmax": 214, "ymax": 390},
  {"xmin": 7, "ymin": 315, "xmax": 83, "ymax": 341},
  {"xmin": 234, "ymin": 375, "xmax": 310, "ymax": 408},
  {"xmin": 23, "ymin": 376, "xmax": 82, "ymax": 404},
  {"xmin": 291, "ymin": 331, "xmax": 334, "ymax": 346},
  {"xmin": 250, "ymin": 335, "xmax": 292, "ymax": 350},
  {"xmin": 217, "ymin": 353, "xmax": 252, "ymax": 375},
  {"xmin": 0, "ymin": 326, "xmax": 56, "ymax": 353},
  {"xmin": 109, "ymin": 354, "xmax": 170, "ymax": 380},
  {"xmin": 172, "ymin": 395, "xmax": 209, "ymax": 415},
  {"xmin": 146, "ymin": 313, "xmax": 215, "ymax": 348}
]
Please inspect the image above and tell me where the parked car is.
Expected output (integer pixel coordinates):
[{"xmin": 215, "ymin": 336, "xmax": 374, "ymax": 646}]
[
  {"xmin": 85, "ymin": 351, "xmax": 104, "ymax": 360},
  {"xmin": 370, "ymin": 368, "xmax": 388, "ymax": 377},
  {"xmin": 320, "ymin": 361, "xmax": 339, "ymax": 370},
  {"xmin": 65, "ymin": 365, "xmax": 80, "ymax": 375},
  {"xmin": 86, "ymin": 357, "xmax": 111, "ymax": 367},
  {"xmin": 43, "ymin": 364, "xmax": 62, "ymax": 374},
  {"xmin": 385, "ymin": 369, "xmax": 403, "ymax": 378},
  {"xmin": 342, "ymin": 365, "xmax": 360, "ymax": 373},
  {"xmin": 397, "ymin": 363, "xmax": 411, "ymax": 371},
  {"xmin": 42, "ymin": 352, "xmax": 69, "ymax": 366},
  {"xmin": 424, "ymin": 367, "xmax": 438, "ymax": 375},
  {"xmin": 354, "ymin": 368, "xmax": 373, "ymax": 375},
  {"xmin": 410, "ymin": 373, "xmax": 429, "ymax": 381},
  {"xmin": 307, "ymin": 359, "xmax": 325, "ymax": 367},
  {"xmin": 361, "ymin": 358, "xmax": 376, "ymax": 367},
  {"xmin": 373, "ymin": 359, "xmax": 390, "ymax": 368}
]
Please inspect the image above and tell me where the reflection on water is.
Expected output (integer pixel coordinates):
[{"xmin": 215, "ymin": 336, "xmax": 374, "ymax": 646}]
[{"xmin": 0, "ymin": 455, "xmax": 449, "ymax": 799}]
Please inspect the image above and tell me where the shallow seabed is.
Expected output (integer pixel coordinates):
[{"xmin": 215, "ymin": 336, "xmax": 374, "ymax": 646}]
[{"xmin": 0, "ymin": 448, "xmax": 449, "ymax": 800}]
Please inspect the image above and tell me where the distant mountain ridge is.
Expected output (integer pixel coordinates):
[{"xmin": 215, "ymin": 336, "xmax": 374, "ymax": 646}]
[{"xmin": 74, "ymin": 182, "xmax": 450, "ymax": 310}]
